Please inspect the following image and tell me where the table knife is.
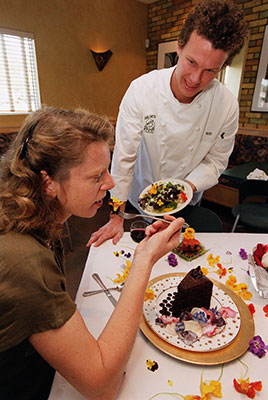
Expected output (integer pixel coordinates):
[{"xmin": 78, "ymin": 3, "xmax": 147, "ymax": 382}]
[{"xmin": 92, "ymin": 273, "xmax": 117, "ymax": 307}]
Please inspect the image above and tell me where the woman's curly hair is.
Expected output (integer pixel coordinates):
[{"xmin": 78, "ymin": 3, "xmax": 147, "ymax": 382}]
[
  {"xmin": 179, "ymin": 0, "xmax": 248, "ymax": 67},
  {"xmin": 0, "ymin": 106, "xmax": 114, "ymax": 241}
]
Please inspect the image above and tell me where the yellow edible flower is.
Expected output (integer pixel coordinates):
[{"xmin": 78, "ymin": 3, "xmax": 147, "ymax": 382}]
[
  {"xmin": 148, "ymin": 184, "xmax": 158, "ymax": 195},
  {"xmin": 157, "ymin": 199, "xmax": 164, "ymax": 206},
  {"xmin": 201, "ymin": 267, "xmax": 208, "ymax": 276},
  {"xmin": 183, "ymin": 227, "xmax": 195, "ymax": 240},
  {"xmin": 207, "ymin": 253, "xmax": 220, "ymax": 267},
  {"xmin": 200, "ymin": 379, "xmax": 222, "ymax": 399},
  {"xmin": 144, "ymin": 288, "xmax": 155, "ymax": 301}
]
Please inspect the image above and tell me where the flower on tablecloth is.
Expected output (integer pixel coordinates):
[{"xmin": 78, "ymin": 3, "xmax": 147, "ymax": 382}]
[
  {"xmin": 263, "ymin": 304, "xmax": 268, "ymax": 317},
  {"xmin": 239, "ymin": 248, "xmax": 248, "ymax": 260},
  {"xmin": 146, "ymin": 359, "xmax": 159, "ymax": 372},
  {"xmin": 112, "ymin": 250, "xmax": 155, "ymax": 301},
  {"xmin": 225, "ymin": 275, "xmax": 252, "ymax": 300},
  {"xmin": 167, "ymin": 253, "xmax": 178, "ymax": 267},
  {"xmin": 168, "ymin": 380, "xmax": 173, "ymax": 387},
  {"xmin": 248, "ymin": 335, "xmax": 268, "ymax": 358},
  {"xmin": 207, "ymin": 253, "xmax": 220, "ymax": 267},
  {"xmin": 248, "ymin": 304, "xmax": 256, "ymax": 315},
  {"xmin": 233, "ymin": 378, "xmax": 262, "ymax": 398},
  {"xmin": 148, "ymin": 370, "xmax": 222, "ymax": 400},
  {"xmin": 216, "ymin": 263, "xmax": 227, "ymax": 279}
]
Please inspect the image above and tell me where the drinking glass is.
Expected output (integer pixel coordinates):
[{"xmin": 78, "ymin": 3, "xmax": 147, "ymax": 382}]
[{"xmin": 130, "ymin": 220, "xmax": 149, "ymax": 243}]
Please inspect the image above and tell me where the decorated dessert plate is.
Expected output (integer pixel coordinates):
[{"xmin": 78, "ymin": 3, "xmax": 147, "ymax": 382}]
[
  {"xmin": 141, "ymin": 273, "xmax": 254, "ymax": 365},
  {"xmin": 143, "ymin": 275, "xmax": 240, "ymax": 352},
  {"xmin": 138, "ymin": 179, "xmax": 193, "ymax": 216}
]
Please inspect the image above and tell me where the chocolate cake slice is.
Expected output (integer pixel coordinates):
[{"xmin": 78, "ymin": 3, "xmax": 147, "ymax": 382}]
[{"xmin": 171, "ymin": 266, "xmax": 213, "ymax": 317}]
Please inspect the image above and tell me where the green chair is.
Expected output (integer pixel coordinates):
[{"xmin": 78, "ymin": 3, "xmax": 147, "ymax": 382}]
[
  {"xmin": 231, "ymin": 180, "xmax": 268, "ymax": 232},
  {"xmin": 177, "ymin": 205, "xmax": 223, "ymax": 232}
]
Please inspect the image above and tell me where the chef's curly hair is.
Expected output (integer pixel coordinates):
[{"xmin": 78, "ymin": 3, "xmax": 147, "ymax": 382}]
[
  {"xmin": 0, "ymin": 106, "xmax": 114, "ymax": 241},
  {"xmin": 179, "ymin": 0, "xmax": 248, "ymax": 67}
]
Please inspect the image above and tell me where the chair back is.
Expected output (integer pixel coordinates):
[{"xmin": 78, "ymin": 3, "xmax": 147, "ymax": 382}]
[
  {"xmin": 239, "ymin": 180, "xmax": 268, "ymax": 203},
  {"xmin": 178, "ymin": 205, "xmax": 223, "ymax": 232}
]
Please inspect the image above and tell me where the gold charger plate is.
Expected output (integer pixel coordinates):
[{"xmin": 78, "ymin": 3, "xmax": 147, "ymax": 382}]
[{"xmin": 140, "ymin": 273, "xmax": 254, "ymax": 365}]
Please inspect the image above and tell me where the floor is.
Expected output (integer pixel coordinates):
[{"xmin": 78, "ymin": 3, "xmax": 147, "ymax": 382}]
[{"xmin": 63, "ymin": 199, "xmax": 249, "ymax": 300}]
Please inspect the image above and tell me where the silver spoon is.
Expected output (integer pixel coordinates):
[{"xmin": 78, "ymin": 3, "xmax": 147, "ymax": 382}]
[{"xmin": 82, "ymin": 282, "xmax": 125, "ymax": 297}]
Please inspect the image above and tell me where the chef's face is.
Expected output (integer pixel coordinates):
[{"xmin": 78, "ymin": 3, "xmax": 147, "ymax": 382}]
[{"xmin": 172, "ymin": 30, "xmax": 228, "ymax": 103}]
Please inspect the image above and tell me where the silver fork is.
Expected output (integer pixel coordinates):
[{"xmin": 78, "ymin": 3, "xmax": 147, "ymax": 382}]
[
  {"xmin": 118, "ymin": 210, "xmax": 189, "ymax": 228},
  {"xmin": 83, "ymin": 282, "xmax": 125, "ymax": 297}
]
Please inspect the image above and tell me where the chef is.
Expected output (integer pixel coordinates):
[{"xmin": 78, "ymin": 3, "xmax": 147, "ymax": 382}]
[{"xmin": 88, "ymin": 0, "xmax": 248, "ymax": 247}]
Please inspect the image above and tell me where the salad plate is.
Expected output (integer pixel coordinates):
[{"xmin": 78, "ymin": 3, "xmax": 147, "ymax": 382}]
[{"xmin": 138, "ymin": 179, "xmax": 193, "ymax": 216}]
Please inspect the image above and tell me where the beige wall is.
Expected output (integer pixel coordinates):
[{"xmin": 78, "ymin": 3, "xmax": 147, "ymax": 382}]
[{"xmin": 0, "ymin": 0, "xmax": 148, "ymax": 127}]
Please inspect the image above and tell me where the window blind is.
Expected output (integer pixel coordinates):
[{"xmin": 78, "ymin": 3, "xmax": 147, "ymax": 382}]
[{"xmin": 0, "ymin": 27, "xmax": 41, "ymax": 114}]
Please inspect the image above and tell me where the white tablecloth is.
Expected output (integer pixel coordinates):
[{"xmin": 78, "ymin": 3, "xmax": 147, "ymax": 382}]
[{"xmin": 49, "ymin": 233, "xmax": 268, "ymax": 399}]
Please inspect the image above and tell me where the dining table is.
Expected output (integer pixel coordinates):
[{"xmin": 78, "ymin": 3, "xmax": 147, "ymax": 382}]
[
  {"xmin": 49, "ymin": 232, "xmax": 268, "ymax": 400},
  {"xmin": 220, "ymin": 161, "xmax": 268, "ymax": 185}
]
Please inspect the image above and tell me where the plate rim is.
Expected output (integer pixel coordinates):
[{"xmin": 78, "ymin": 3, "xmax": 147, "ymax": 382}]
[
  {"xmin": 140, "ymin": 272, "xmax": 254, "ymax": 365},
  {"xmin": 138, "ymin": 179, "xmax": 193, "ymax": 216}
]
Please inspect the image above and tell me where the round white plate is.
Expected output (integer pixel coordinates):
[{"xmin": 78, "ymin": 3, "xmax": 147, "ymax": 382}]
[
  {"xmin": 143, "ymin": 275, "xmax": 241, "ymax": 352},
  {"xmin": 138, "ymin": 179, "xmax": 193, "ymax": 216}
]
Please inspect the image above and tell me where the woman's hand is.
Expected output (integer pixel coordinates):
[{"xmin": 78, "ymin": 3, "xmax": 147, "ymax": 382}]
[{"xmin": 134, "ymin": 216, "xmax": 184, "ymax": 265}]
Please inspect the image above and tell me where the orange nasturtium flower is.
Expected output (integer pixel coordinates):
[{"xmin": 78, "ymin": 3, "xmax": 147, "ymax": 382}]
[
  {"xmin": 233, "ymin": 378, "xmax": 262, "ymax": 398},
  {"xmin": 200, "ymin": 377, "xmax": 222, "ymax": 399}
]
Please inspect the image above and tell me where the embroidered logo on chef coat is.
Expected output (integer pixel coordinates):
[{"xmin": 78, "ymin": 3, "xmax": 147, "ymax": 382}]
[
  {"xmin": 143, "ymin": 115, "xmax": 156, "ymax": 134},
  {"xmin": 205, "ymin": 131, "xmax": 213, "ymax": 136}
]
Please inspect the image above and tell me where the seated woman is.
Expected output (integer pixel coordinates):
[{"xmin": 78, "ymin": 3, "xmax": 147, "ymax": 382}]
[{"xmin": 0, "ymin": 107, "xmax": 184, "ymax": 400}]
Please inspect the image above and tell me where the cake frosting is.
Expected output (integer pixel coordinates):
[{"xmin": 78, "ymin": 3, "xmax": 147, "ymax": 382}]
[{"xmin": 171, "ymin": 266, "xmax": 213, "ymax": 317}]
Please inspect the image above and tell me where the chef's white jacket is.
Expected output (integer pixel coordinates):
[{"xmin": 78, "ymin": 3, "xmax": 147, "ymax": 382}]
[{"xmin": 111, "ymin": 66, "xmax": 238, "ymax": 208}]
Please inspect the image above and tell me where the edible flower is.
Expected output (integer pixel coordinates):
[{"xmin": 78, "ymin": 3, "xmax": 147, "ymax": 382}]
[
  {"xmin": 216, "ymin": 263, "xmax": 226, "ymax": 279},
  {"xmin": 200, "ymin": 377, "xmax": 222, "ymax": 399},
  {"xmin": 239, "ymin": 248, "xmax": 248, "ymax": 260},
  {"xmin": 248, "ymin": 335, "xmax": 268, "ymax": 358},
  {"xmin": 207, "ymin": 254, "xmax": 220, "ymax": 268},
  {"xmin": 148, "ymin": 369, "xmax": 223, "ymax": 400},
  {"xmin": 233, "ymin": 378, "xmax": 262, "ymax": 398},
  {"xmin": 146, "ymin": 359, "xmax": 159, "ymax": 372},
  {"xmin": 233, "ymin": 359, "xmax": 262, "ymax": 398},
  {"xmin": 167, "ymin": 253, "xmax": 178, "ymax": 267},
  {"xmin": 248, "ymin": 304, "xmax": 256, "ymax": 315},
  {"xmin": 113, "ymin": 260, "xmax": 132, "ymax": 283},
  {"xmin": 263, "ymin": 304, "xmax": 268, "ymax": 317},
  {"xmin": 201, "ymin": 267, "xmax": 208, "ymax": 276},
  {"xmin": 183, "ymin": 227, "xmax": 195, "ymax": 240},
  {"xmin": 148, "ymin": 184, "xmax": 157, "ymax": 195},
  {"xmin": 108, "ymin": 196, "xmax": 124, "ymax": 212},
  {"xmin": 225, "ymin": 275, "xmax": 252, "ymax": 300},
  {"xmin": 144, "ymin": 288, "xmax": 155, "ymax": 301}
]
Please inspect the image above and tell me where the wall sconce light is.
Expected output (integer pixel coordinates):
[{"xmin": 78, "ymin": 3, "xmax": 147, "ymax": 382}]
[{"xmin": 90, "ymin": 49, "xmax": 113, "ymax": 71}]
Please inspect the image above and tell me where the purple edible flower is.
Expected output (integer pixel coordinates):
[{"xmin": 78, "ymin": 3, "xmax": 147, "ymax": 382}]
[
  {"xmin": 167, "ymin": 253, "xmax": 178, "ymax": 267},
  {"xmin": 239, "ymin": 248, "xmax": 248, "ymax": 260},
  {"xmin": 248, "ymin": 335, "xmax": 268, "ymax": 358}
]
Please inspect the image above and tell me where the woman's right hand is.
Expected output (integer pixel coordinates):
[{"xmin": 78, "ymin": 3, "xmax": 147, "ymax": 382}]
[
  {"xmin": 134, "ymin": 216, "xmax": 184, "ymax": 265},
  {"xmin": 87, "ymin": 214, "xmax": 124, "ymax": 247}
]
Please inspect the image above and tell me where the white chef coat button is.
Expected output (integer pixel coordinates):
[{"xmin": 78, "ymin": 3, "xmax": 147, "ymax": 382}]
[
  {"xmin": 196, "ymin": 126, "xmax": 200, "ymax": 131},
  {"xmin": 189, "ymin": 145, "xmax": 193, "ymax": 151},
  {"xmin": 181, "ymin": 164, "xmax": 186, "ymax": 169},
  {"xmin": 161, "ymin": 121, "xmax": 166, "ymax": 127},
  {"xmin": 163, "ymin": 99, "xmax": 167, "ymax": 105}
]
